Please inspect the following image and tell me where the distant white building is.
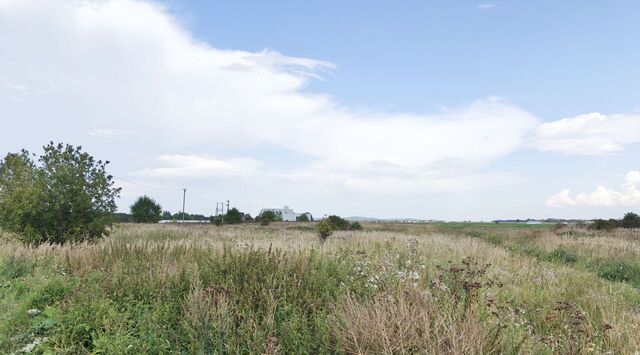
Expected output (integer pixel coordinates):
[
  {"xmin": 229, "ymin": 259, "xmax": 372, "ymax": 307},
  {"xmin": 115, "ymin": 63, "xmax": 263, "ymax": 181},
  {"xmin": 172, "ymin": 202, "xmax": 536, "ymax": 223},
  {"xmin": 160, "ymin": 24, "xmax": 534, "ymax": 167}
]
[{"xmin": 259, "ymin": 206, "xmax": 311, "ymax": 222}]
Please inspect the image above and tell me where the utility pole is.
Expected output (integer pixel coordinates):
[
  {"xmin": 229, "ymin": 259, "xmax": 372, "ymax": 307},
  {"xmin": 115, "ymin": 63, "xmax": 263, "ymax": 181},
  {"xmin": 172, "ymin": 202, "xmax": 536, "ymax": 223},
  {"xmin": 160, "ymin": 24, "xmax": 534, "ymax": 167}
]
[
  {"xmin": 182, "ymin": 188, "xmax": 187, "ymax": 223},
  {"xmin": 226, "ymin": 200, "xmax": 230, "ymax": 214}
]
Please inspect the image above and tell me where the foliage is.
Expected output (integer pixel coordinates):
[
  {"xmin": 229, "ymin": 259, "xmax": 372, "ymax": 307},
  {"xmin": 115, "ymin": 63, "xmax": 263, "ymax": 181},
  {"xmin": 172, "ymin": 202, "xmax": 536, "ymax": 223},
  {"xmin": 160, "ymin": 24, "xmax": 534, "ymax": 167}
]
[
  {"xmin": 0, "ymin": 224, "xmax": 638, "ymax": 353},
  {"xmin": 257, "ymin": 210, "xmax": 281, "ymax": 226},
  {"xmin": 130, "ymin": 195, "xmax": 162, "ymax": 223},
  {"xmin": 0, "ymin": 143, "xmax": 120, "ymax": 244},
  {"xmin": 350, "ymin": 221, "xmax": 363, "ymax": 230},
  {"xmin": 592, "ymin": 219, "xmax": 621, "ymax": 231},
  {"xmin": 326, "ymin": 215, "xmax": 362, "ymax": 231},
  {"xmin": 621, "ymin": 212, "xmax": 640, "ymax": 229},
  {"xmin": 326, "ymin": 215, "xmax": 350, "ymax": 230},
  {"xmin": 316, "ymin": 220, "xmax": 333, "ymax": 243},
  {"xmin": 223, "ymin": 208, "xmax": 243, "ymax": 224},
  {"xmin": 296, "ymin": 213, "xmax": 310, "ymax": 222}
]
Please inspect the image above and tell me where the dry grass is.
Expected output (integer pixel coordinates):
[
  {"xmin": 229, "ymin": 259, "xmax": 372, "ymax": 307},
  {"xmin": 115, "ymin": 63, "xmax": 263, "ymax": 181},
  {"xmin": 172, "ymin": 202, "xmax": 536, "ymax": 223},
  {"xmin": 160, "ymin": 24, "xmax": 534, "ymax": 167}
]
[{"xmin": 0, "ymin": 223, "xmax": 639, "ymax": 353}]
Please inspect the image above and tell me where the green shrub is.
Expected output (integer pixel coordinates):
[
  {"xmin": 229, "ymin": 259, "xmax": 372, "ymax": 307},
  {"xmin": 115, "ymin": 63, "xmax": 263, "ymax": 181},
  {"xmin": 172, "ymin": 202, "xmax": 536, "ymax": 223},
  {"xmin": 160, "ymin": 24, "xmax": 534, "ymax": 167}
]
[
  {"xmin": 621, "ymin": 212, "xmax": 640, "ymax": 229},
  {"xmin": 0, "ymin": 143, "xmax": 120, "ymax": 245},
  {"xmin": 350, "ymin": 221, "xmax": 363, "ymax": 230},
  {"xmin": 597, "ymin": 260, "xmax": 640, "ymax": 285},
  {"xmin": 130, "ymin": 195, "xmax": 162, "ymax": 223},
  {"xmin": 546, "ymin": 248, "xmax": 578, "ymax": 264},
  {"xmin": 316, "ymin": 220, "xmax": 333, "ymax": 243}
]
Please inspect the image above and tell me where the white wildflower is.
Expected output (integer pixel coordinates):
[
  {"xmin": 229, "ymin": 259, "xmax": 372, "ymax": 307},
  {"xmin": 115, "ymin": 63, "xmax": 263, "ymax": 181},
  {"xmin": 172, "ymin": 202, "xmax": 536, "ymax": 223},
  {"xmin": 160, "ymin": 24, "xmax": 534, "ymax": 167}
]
[{"xmin": 27, "ymin": 309, "xmax": 41, "ymax": 316}]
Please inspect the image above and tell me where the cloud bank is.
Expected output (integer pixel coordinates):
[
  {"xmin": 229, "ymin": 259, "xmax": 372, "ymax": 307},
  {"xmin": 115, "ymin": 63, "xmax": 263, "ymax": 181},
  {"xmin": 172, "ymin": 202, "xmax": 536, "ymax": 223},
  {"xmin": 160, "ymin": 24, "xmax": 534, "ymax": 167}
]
[
  {"xmin": 529, "ymin": 112, "xmax": 640, "ymax": 155},
  {"xmin": 1, "ymin": 0, "xmax": 639, "ymax": 215},
  {"xmin": 547, "ymin": 171, "xmax": 640, "ymax": 207}
]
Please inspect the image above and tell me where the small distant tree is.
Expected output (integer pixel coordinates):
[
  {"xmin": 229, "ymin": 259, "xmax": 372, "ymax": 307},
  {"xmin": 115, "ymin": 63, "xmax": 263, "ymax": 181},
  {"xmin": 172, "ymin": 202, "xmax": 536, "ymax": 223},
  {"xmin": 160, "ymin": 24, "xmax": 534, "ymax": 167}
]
[
  {"xmin": 296, "ymin": 213, "xmax": 310, "ymax": 222},
  {"xmin": 316, "ymin": 220, "xmax": 333, "ymax": 243},
  {"xmin": 350, "ymin": 221, "xmax": 363, "ymax": 230},
  {"xmin": 224, "ymin": 208, "xmax": 243, "ymax": 224},
  {"xmin": 0, "ymin": 143, "xmax": 120, "ymax": 245},
  {"xmin": 326, "ymin": 215, "xmax": 350, "ymax": 230},
  {"xmin": 258, "ymin": 210, "xmax": 280, "ymax": 226},
  {"xmin": 621, "ymin": 212, "xmax": 640, "ymax": 229},
  {"xmin": 161, "ymin": 211, "xmax": 172, "ymax": 220},
  {"xmin": 130, "ymin": 196, "xmax": 162, "ymax": 223}
]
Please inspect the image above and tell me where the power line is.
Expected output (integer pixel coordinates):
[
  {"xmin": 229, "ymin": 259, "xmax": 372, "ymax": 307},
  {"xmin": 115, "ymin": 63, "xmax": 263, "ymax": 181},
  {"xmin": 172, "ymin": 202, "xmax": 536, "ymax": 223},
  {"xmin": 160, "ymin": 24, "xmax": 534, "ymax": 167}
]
[{"xmin": 112, "ymin": 175, "xmax": 178, "ymax": 191}]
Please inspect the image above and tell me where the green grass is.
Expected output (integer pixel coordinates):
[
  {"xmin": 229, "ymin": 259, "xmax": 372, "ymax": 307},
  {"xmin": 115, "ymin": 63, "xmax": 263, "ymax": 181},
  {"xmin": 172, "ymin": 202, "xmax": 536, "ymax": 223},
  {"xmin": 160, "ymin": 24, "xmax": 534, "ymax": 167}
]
[{"xmin": 0, "ymin": 223, "xmax": 638, "ymax": 353}]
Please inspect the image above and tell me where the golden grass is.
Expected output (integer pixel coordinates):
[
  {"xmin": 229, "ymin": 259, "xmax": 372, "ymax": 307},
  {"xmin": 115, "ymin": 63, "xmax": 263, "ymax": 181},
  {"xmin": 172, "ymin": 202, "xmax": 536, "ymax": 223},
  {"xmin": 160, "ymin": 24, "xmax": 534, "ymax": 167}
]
[{"xmin": 1, "ymin": 223, "xmax": 639, "ymax": 353}]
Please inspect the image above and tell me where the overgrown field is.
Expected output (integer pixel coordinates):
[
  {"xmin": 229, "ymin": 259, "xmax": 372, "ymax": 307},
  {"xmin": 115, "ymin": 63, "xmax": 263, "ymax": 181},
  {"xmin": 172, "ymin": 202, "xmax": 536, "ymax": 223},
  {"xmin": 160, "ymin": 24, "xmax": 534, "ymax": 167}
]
[{"xmin": 1, "ymin": 223, "xmax": 639, "ymax": 353}]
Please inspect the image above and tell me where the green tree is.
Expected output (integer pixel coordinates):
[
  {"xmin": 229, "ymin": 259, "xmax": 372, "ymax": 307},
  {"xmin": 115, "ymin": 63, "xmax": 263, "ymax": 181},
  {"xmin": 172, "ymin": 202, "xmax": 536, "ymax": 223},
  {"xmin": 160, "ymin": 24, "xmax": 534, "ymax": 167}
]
[
  {"xmin": 621, "ymin": 212, "xmax": 640, "ymax": 229},
  {"xmin": 296, "ymin": 213, "xmax": 310, "ymax": 222},
  {"xmin": 316, "ymin": 220, "xmax": 333, "ymax": 243},
  {"xmin": 161, "ymin": 211, "xmax": 172, "ymax": 220},
  {"xmin": 0, "ymin": 143, "xmax": 120, "ymax": 245},
  {"xmin": 326, "ymin": 215, "xmax": 350, "ymax": 230},
  {"xmin": 350, "ymin": 221, "xmax": 363, "ymax": 230},
  {"xmin": 130, "ymin": 196, "xmax": 162, "ymax": 223},
  {"xmin": 223, "ymin": 208, "xmax": 243, "ymax": 224},
  {"xmin": 258, "ymin": 210, "xmax": 280, "ymax": 226}
]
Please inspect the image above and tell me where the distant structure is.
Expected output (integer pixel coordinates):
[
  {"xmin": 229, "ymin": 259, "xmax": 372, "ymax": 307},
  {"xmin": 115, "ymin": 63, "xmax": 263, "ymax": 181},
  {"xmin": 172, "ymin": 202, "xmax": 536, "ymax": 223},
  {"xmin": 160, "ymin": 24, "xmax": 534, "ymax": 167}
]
[{"xmin": 259, "ymin": 206, "xmax": 311, "ymax": 222}]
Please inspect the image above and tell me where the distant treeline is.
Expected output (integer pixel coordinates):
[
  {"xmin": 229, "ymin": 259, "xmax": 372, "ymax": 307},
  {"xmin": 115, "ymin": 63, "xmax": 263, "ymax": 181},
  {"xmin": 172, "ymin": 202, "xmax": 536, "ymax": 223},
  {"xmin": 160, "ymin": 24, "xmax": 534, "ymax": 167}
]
[
  {"xmin": 114, "ymin": 211, "xmax": 209, "ymax": 223},
  {"xmin": 592, "ymin": 212, "xmax": 640, "ymax": 230}
]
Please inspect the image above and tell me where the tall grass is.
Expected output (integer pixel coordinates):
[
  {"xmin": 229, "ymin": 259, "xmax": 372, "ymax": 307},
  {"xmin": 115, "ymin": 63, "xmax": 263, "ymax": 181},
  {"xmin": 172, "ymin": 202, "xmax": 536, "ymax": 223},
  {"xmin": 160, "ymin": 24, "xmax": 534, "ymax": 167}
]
[{"xmin": 0, "ymin": 223, "xmax": 638, "ymax": 353}]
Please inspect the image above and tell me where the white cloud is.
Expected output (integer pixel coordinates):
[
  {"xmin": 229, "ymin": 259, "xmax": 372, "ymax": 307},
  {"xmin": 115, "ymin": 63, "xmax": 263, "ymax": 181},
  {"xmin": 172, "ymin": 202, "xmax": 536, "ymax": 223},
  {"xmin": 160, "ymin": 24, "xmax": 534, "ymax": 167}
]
[
  {"xmin": 530, "ymin": 112, "xmax": 640, "ymax": 155},
  {"xmin": 89, "ymin": 128, "xmax": 132, "ymax": 138},
  {"xmin": 0, "ymin": 0, "xmax": 539, "ymax": 194},
  {"xmin": 547, "ymin": 171, "xmax": 640, "ymax": 207},
  {"xmin": 477, "ymin": 4, "xmax": 496, "ymax": 10},
  {"xmin": 133, "ymin": 155, "xmax": 261, "ymax": 178}
]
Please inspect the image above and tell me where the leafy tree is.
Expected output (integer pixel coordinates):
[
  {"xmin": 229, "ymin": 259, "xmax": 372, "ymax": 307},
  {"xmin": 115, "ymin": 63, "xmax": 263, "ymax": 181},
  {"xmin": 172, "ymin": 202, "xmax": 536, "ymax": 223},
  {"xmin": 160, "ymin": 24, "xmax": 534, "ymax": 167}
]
[
  {"xmin": 162, "ymin": 211, "xmax": 172, "ymax": 220},
  {"xmin": 592, "ymin": 219, "xmax": 620, "ymax": 231},
  {"xmin": 223, "ymin": 208, "xmax": 243, "ymax": 224},
  {"xmin": 621, "ymin": 212, "xmax": 640, "ymax": 229},
  {"xmin": 258, "ymin": 210, "xmax": 280, "ymax": 226},
  {"xmin": 326, "ymin": 215, "xmax": 350, "ymax": 230},
  {"xmin": 297, "ymin": 213, "xmax": 310, "ymax": 222},
  {"xmin": 130, "ymin": 195, "xmax": 162, "ymax": 223},
  {"xmin": 316, "ymin": 220, "xmax": 333, "ymax": 243},
  {"xmin": 0, "ymin": 143, "xmax": 120, "ymax": 245},
  {"xmin": 350, "ymin": 221, "xmax": 363, "ymax": 230}
]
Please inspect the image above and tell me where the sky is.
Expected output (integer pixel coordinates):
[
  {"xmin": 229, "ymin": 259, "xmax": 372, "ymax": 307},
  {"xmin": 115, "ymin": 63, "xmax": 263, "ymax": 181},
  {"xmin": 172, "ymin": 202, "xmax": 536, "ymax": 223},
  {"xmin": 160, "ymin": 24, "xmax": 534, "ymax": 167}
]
[{"xmin": 1, "ymin": 0, "xmax": 639, "ymax": 220}]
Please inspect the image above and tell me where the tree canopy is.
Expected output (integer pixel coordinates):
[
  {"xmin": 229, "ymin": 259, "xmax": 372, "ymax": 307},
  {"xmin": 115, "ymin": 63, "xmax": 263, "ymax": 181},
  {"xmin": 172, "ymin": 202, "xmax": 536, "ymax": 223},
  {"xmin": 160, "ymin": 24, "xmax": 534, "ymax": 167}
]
[
  {"xmin": 0, "ymin": 143, "xmax": 120, "ymax": 244},
  {"xmin": 130, "ymin": 195, "xmax": 162, "ymax": 223}
]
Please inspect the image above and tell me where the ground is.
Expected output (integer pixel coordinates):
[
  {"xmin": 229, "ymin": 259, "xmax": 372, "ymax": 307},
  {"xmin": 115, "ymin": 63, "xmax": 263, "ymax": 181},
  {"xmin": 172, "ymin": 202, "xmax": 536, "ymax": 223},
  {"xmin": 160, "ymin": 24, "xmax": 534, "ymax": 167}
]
[{"xmin": 0, "ymin": 222, "xmax": 639, "ymax": 353}]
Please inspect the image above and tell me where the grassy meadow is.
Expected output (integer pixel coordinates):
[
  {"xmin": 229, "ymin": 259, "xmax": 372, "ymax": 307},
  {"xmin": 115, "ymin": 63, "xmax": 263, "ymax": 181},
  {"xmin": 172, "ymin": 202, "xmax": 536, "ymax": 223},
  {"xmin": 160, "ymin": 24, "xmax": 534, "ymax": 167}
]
[{"xmin": 1, "ymin": 222, "xmax": 639, "ymax": 354}]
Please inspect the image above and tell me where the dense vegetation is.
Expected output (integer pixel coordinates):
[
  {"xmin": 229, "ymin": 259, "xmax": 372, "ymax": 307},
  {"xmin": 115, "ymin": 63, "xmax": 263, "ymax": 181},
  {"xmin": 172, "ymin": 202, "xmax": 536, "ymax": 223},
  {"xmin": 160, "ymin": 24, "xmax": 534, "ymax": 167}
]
[
  {"xmin": 130, "ymin": 195, "xmax": 162, "ymax": 223},
  {"xmin": 0, "ymin": 223, "xmax": 638, "ymax": 353},
  {"xmin": 593, "ymin": 212, "xmax": 640, "ymax": 230},
  {"xmin": 0, "ymin": 143, "xmax": 120, "ymax": 245}
]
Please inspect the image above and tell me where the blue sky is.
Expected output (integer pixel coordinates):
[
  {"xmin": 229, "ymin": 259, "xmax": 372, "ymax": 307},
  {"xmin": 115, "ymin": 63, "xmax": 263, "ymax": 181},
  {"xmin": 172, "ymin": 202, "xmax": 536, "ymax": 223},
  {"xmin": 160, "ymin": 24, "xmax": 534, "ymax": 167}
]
[
  {"xmin": 1, "ymin": 0, "xmax": 639, "ymax": 220},
  {"xmin": 168, "ymin": 0, "xmax": 640, "ymax": 118}
]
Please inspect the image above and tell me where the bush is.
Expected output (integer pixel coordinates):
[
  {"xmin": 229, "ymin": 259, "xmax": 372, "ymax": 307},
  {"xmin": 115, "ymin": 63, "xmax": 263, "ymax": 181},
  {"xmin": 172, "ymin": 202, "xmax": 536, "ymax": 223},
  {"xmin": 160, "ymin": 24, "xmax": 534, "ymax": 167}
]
[
  {"xmin": 130, "ymin": 196, "xmax": 162, "ymax": 223},
  {"xmin": 257, "ymin": 210, "xmax": 280, "ymax": 226},
  {"xmin": 592, "ymin": 219, "xmax": 620, "ymax": 231},
  {"xmin": 223, "ymin": 208, "xmax": 243, "ymax": 224},
  {"xmin": 350, "ymin": 221, "xmax": 363, "ymax": 231},
  {"xmin": 597, "ymin": 260, "xmax": 640, "ymax": 285},
  {"xmin": 325, "ymin": 215, "xmax": 350, "ymax": 230},
  {"xmin": 546, "ymin": 248, "xmax": 578, "ymax": 264},
  {"xmin": 0, "ymin": 143, "xmax": 120, "ymax": 244},
  {"xmin": 316, "ymin": 220, "xmax": 333, "ymax": 243},
  {"xmin": 621, "ymin": 212, "xmax": 640, "ymax": 229}
]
